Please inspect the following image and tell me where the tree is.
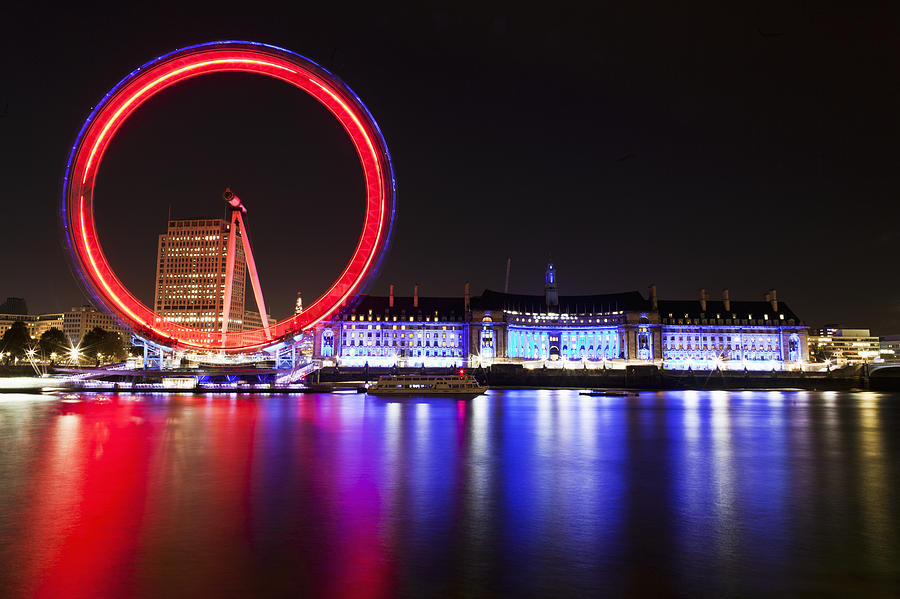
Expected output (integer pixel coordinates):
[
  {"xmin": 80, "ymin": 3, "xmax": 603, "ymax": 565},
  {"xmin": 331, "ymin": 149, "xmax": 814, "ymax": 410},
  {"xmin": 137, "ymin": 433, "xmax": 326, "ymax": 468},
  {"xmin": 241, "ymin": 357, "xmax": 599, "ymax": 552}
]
[
  {"xmin": 100, "ymin": 331, "xmax": 128, "ymax": 362},
  {"xmin": 80, "ymin": 327, "xmax": 106, "ymax": 365},
  {"xmin": 0, "ymin": 321, "xmax": 33, "ymax": 362},
  {"xmin": 39, "ymin": 328, "xmax": 69, "ymax": 360},
  {"xmin": 810, "ymin": 346, "xmax": 835, "ymax": 363},
  {"xmin": 80, "ymin": 327, "xmax": 128, "ymax": 365}
]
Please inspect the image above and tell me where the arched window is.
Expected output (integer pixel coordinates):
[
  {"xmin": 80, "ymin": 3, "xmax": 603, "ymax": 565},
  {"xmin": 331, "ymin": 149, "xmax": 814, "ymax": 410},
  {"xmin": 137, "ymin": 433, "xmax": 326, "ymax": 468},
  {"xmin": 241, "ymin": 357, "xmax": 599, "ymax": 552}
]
[
  {"xmin": 480, "ymin": 324, "xmax": 494, "ymax": 358},
  {"xmin": 789, "ymin": 333, "xmax": 800, "ymax": 362},
  {"xmin": 321, "ymin": 329, "xmax": 334, "ymax": 358}
]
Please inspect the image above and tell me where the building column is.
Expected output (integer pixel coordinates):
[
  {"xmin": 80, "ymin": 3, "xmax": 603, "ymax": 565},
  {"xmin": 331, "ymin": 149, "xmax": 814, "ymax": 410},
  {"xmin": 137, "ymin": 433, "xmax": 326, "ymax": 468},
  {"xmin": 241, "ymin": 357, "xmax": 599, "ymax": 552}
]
[{"xmin": 653, "ymin": 327, "xmax": 663, "ymax": 361}]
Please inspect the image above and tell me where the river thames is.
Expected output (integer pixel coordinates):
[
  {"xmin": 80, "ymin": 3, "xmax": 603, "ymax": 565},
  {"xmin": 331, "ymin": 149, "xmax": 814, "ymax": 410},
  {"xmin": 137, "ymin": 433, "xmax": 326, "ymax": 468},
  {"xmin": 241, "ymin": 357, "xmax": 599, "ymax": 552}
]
[{"xmin": 0, "ymin": 389, "xmax": 897, "ymax": 597}]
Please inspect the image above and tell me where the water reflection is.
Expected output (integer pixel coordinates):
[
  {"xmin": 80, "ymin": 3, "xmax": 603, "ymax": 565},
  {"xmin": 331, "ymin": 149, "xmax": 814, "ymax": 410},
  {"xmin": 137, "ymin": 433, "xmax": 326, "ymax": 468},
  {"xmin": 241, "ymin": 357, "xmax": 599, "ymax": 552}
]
[
  {"xmin": 856, "ymin": 394, "xmax": 894, "ymax": 572},
  {"xmin": 0, "ymin": 390, "xmax": 896, "ymax": 597},
  {"xmin": 21, "ymin": 400, "xmax": 153, "ymax": 598}
]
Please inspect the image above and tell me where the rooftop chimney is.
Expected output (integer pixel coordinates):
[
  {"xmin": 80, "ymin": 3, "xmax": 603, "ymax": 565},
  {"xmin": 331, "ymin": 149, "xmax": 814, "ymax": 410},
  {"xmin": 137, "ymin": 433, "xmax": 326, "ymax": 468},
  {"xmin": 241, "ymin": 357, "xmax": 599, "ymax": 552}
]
[
  {"xmin": 389, "ymin": 284, "xmax": 394, "ymax": 308},
  {"xmin": 504, "ymin": 258, "xmax": 511, "ymax": 294},
  {"xmin": 464, "ymin": 281, "xmax": 471, "ymax": 312},
  {"xmin": 723, "ymin": 289, "xmax": 731, "ymax": 312},
  {"xmin": 649, "ymin": 284, "xmax": 658, "ymax": 311},
  {"xmin": 700, "ymin": 288, "xmax": 708, "ymax": 312},
  {"xmin": 770, "ymin": 288, "xmax": 778, "ymax": 312},
  {"xmin": 413, "ymin": 284, "xmax": 419, "ymax": 309}
]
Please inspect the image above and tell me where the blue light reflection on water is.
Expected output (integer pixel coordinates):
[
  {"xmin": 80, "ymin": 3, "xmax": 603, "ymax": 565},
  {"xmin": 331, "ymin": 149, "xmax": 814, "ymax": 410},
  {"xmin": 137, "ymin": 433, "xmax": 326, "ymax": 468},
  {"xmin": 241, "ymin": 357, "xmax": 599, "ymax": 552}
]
[{"xmin": 0, "ymin": 390, "xmax": 897, "ymax": 597}]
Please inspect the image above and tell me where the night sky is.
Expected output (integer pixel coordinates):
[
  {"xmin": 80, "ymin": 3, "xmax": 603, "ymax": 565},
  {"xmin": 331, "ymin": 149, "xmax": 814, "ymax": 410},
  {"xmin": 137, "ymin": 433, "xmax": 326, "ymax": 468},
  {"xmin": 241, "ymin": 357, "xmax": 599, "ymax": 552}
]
[{"xmin": 3, "ymin": 5, "xmax": 899, "ymax": 332}]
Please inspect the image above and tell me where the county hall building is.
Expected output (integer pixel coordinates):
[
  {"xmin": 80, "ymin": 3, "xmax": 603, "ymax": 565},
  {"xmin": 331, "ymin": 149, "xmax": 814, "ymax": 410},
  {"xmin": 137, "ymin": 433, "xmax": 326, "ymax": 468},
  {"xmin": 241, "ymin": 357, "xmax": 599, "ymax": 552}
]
[{"xmin": 312, "ymin": 264, "xmax": 809, "ymax": 371}]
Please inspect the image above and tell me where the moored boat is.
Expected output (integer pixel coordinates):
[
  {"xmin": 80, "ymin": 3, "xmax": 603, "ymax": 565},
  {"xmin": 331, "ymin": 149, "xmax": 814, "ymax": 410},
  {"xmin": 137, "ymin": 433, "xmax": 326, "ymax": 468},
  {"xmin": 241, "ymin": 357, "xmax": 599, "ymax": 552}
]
[
  {"xmin": 367, "ymin": 374, "xmax": 487, "ymax": 398},
  {"xmin": 579, "ymin": 389, "xmax": 639, "ymax": 397}
]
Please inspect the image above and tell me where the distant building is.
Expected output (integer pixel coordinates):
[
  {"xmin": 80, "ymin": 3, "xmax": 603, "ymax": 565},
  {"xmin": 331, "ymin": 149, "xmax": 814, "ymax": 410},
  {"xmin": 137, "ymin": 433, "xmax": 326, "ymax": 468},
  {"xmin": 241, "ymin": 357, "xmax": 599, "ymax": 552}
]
[
  {"xmin": 31, "ymin": 313, "xmax": 65, "ymax": 340},
  {"xmin": 243, "ymin": 309, "xmax": 272, "ymax": 331},
  {"xmin": 808, "ymin": 327, "xmax": 881, "ymax": 365},
  {"xmin": 0, "ymin": 308, "xmax": 63, "ymax": 340},
  {"xmin": 0, "ymin": 313, "xmax": 29, "ymax": 338},
  {"xmin": 154, "ymin": 218, "xmax": 247, "ymax": 342},
  {"xmin": 879, "ymin": 334, "xmax": 900, "ymax": 362},
  {"xmin": 1, "ymin": 303, "xmax": 128, "ymax": 345},
  {"xmin": 63, "ymin": 305, "xmax": 130, "ymax": 346},
  {"xmin": 0, "ymin": 297, "xmax": 28, "ymax": 315},
  {"xmin": 312, "ymin": 264, "xmax": 809, "ymax": 371}
]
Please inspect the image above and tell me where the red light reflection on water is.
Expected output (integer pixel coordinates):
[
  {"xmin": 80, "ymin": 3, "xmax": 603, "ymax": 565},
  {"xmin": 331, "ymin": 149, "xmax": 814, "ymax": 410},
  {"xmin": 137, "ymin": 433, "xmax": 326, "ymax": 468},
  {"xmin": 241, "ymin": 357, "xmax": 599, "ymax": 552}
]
[
  {"xmin": 10, "ymin": 395, "xmax": 397, "ymax": 598},
  {"xmin": 22, "ymin": 399, "xmax": 154, "ymax": 598},
  {"xmin": 298, "ymin": 397, "xmax": 397, "ymax": 599}
]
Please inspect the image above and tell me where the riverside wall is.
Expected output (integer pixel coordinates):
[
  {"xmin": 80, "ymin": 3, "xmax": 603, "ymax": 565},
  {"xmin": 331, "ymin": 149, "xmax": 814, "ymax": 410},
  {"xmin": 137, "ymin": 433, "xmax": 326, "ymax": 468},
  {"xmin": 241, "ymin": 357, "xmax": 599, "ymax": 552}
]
[{"xmin": 317, "ymin": 364, "xmax": 900, "ymax": 391}]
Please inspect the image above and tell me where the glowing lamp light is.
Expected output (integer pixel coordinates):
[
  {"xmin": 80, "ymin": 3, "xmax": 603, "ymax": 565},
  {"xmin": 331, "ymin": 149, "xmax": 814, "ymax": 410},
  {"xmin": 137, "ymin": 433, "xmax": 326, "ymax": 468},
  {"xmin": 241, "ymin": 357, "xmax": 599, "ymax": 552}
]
[{"xmin": 62, "ymin": 41, "xmax": 396, "ymax": 354}]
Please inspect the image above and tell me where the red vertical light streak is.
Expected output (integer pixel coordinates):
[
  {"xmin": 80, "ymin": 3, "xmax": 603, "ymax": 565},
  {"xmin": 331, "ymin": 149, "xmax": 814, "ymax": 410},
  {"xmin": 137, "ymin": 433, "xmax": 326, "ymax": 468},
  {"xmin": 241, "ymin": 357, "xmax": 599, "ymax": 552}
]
[
  {"xmin": 317, "ymin": 400, "xmax": 397, "ymax": 599},
  {"xmin": 130, "ymin": 397, "xmax": 261, "ymax": 596},
  {"xmin": 16, "ymin": 399, "xmax": 157, "ymax": 599}
]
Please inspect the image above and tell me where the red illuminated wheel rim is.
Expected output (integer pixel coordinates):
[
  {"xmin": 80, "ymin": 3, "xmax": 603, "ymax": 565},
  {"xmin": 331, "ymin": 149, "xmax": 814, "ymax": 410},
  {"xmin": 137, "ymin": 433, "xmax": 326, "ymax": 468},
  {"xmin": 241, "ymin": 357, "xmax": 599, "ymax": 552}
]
[{"xmin": 62, "ymin": 41, "xmax": 396, "ymax": 353}]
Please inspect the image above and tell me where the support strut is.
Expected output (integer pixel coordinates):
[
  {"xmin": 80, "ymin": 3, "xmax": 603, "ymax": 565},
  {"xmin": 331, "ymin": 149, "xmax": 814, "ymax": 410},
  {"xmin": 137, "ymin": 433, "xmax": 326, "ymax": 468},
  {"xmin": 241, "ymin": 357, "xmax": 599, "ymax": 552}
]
[{"xmin": 220, "ymin": 188, "xmax": 272, "ymax": 346}]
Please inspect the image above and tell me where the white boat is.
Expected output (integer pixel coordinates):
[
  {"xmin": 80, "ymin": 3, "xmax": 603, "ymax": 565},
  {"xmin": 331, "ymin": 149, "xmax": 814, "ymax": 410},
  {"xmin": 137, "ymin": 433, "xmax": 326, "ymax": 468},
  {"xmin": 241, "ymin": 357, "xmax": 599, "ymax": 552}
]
[
  {"xmin": 367, "ymin": 374, "xmax": 487, "ymax": 398},
  {"xmin": 579, "ymin": 389, "xmax": 639, "ymax": 397},
  {"xmin": 0, "ymin": 376, "xmax": 70, "ymax": 393}
]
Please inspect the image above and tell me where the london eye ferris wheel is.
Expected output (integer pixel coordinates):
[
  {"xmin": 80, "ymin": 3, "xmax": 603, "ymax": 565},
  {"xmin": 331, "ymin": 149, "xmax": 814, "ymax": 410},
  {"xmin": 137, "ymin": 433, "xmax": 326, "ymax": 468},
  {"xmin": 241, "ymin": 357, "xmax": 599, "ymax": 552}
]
[{"xmin": 61, "ymin": 41, "xmax": 397, "ymax": 354}]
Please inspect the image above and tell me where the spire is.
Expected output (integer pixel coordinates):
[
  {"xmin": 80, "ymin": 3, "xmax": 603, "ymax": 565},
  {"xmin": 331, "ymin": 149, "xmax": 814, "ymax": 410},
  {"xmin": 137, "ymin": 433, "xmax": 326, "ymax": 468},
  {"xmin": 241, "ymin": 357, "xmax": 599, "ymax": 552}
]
[{"xmin": 544, "ymin": 261, "xmax": 558, "ymax": 308}]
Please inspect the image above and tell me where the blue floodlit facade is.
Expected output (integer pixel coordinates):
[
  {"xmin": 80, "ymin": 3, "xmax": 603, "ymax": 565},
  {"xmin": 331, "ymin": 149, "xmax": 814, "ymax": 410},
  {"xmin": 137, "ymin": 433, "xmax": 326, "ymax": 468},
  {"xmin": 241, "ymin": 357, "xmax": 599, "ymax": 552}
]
[
  {"xmin": 313, "ymin": 264, "xmax": 809, "ymax": 370},
  {"xmin": 507, "ymin": 327, "xmax": 621, "ymax": 361},
  {"xmin": 313, "ymin": 295, "xmax": 467, "ymax": 368},
  {"xmin": 657, "ymin": 298, "xmax": 805, "ymax": 371}
]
